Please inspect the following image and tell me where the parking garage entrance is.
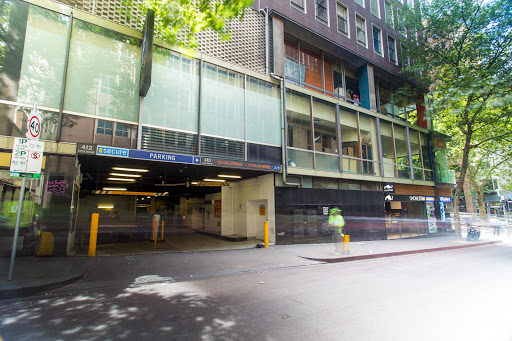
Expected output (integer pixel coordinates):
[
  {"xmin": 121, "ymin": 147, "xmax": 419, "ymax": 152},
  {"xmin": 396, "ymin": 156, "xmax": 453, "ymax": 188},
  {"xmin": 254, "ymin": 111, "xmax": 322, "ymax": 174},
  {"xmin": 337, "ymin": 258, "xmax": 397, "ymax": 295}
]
[{"xmin": 74, "ymin": 151, "xmax": 278, "ymax": 256}]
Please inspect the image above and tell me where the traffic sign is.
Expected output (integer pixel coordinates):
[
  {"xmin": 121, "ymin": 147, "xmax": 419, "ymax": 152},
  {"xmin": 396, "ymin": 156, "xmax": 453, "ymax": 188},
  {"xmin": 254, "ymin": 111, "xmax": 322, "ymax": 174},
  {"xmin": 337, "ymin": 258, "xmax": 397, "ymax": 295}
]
[
  {"xmin": 27, "ymin": 107, "xmax": 41, "ymax": 140},
  {"xmin": 9, "ymin": 138, "xmax": 44, "ymax": 178}
]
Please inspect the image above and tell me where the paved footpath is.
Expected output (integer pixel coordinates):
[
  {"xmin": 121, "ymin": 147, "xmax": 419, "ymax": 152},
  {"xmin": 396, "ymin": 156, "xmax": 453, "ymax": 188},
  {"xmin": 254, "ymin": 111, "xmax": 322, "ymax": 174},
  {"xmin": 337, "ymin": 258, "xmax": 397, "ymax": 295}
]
[{"xmin": 0, "ymin": 234, "xmax": 502, "ymax": 300}]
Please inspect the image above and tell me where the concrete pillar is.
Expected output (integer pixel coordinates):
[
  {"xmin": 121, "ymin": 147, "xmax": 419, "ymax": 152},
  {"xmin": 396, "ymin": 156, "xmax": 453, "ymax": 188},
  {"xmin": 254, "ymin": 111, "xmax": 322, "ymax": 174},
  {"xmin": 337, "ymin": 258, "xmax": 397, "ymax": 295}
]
[
  {"xmin": 358, "ymin": 64, "xmax": 377, "ymax": 111},
  {"xmin": 272, "ymin": 16, "xmax": 285, "ymax": 76}
]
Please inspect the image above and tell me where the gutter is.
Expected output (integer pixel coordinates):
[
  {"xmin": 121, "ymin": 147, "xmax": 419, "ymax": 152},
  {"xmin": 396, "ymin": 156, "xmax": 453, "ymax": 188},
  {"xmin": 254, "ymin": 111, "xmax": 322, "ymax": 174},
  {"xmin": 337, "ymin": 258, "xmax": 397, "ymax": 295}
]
[{"xmin": 259, "ymin": 7, "xmax": 270, "ymax": 75}]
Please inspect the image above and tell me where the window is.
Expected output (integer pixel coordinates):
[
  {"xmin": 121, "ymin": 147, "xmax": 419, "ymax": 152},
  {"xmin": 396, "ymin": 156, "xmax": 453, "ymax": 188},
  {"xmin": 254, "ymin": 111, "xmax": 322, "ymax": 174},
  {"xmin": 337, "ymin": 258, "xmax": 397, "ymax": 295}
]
[
  {"xmin": 354, "ymin": 0, "xmax": 364, "ymax": 7},
  {"xmin": 401, "ymin": 43, "xmax": 410, "ymax": 67},
  {"xmin": 373, "ymin": 26, "xmax": 383, "ymax": 55},
  {"xmin": 356, "ymin": 15, "xmax": 367, "ymax": 46},
  {"xmin": 370, "ymin": 0, "xmax": 380, "ymax": 18},
  {"xmin": 115, "ymin": 122, "xmax": 129, "ymax": 137},
  {"xmin": 384, "ymin": 1, "xmax": 394, "ymax": 26},
  {"xmin": 315, "ymin": 0, "xmax": 328, "ymax": 23},
  {"xmin": 388, "ymin": 36, "xmax": 397, "ymax": 64},
  {"xmin": 336, "ymin": 2, "xmax": 349, "ymax": 36},
  {"xmin": 291, "ymin": 0, "xmax": 305, "ymax": 9},
  {"xmin": 96, "ymin": 120, "xmax": 113, "ymax": 135}
]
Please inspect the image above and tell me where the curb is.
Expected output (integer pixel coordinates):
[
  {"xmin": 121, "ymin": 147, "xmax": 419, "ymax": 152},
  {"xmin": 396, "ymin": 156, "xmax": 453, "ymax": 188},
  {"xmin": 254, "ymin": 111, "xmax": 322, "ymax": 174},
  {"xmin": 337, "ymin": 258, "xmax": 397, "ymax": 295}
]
[
  {"xmin": 0, "ymin": 270, "xmax": 86, "ymax": 301},
  {"xmin": 301, "ymin": 241, "xmax": 499, "ymax": 263}
]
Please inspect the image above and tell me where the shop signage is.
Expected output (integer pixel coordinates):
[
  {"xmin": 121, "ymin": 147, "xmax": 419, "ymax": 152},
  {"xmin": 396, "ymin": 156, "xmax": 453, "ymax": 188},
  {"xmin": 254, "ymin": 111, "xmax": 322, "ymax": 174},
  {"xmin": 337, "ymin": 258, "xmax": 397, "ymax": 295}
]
[
  {"xmin": 426, "ymin": 196, "xmax": 452, "ymax": 202},
  {"xmin": 201, "ymin": 157, "xmax": 281, "ymax": 172},
  {"xmin": 96, "ymin": 146, "xmax": 129, "ymax": 157},
  {"xmin": 77, "ymin": 143, "xmax": 97, "ymax": 155},
  {"xmin": 129, "ymin": 150, "xmax": 201, "ymax": 164},
  {"xmin": 384, "ymin": 194, "xmax": 426, "ymax": 202},
  {"xmin": 10, "ymin": 138, "xmax": 44, "ymax": 178},
  {"xmin": 383, "ymin": 182, "xmax": 395, "ymax": 193}
]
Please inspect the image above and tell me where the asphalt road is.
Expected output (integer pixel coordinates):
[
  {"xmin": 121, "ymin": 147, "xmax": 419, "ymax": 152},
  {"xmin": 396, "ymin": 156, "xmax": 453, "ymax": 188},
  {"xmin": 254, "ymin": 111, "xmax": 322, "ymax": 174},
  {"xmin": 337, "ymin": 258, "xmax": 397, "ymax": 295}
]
[{"xmin": 1, "ymin": 243, "xmax": 511, "ymax": 341}]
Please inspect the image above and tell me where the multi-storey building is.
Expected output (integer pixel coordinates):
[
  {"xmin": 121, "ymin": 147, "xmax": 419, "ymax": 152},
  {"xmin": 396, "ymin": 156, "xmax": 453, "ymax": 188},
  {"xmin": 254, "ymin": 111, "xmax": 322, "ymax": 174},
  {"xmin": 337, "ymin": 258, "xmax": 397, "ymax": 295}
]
[{"xmin": 0, "ymin": 0, "xmax": 455, "ymax": 256}]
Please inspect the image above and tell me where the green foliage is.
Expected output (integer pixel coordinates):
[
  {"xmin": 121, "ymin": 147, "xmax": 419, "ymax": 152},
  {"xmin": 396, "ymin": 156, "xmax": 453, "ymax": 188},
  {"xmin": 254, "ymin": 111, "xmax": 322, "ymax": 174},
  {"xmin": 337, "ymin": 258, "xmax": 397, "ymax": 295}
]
[
  {"xmin": 399, "ymin": 0, "xmax": 512, "ymax": 230},
  {"xmin": 123, "ymin": 0, "xmax": 254, "ymax": 47}
]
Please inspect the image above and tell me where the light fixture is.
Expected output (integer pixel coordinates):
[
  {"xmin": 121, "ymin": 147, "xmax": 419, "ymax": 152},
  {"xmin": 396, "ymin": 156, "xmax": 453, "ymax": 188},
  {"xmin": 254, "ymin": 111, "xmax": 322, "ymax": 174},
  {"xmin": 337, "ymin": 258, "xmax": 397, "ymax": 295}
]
[
  {"xmin": 98, "ymin": 204, "xmax": 114, "ymax": 209},
  {"xmin": 112, "ymin": 167, "xmax": 149, "ymax": 173},
  {"xmin": 103, "ymin": 187, "xmax": 127, "ymax": 191},
  {"xmin": 190, "ymin": 182, "xmax": 198, "ymax": 185},
  {"xmin": 107, "ymin": 177, "xmax": 135, "ymax": 182},
  {"xmin": 203, "ymin": 179, "xmax": 226, "ymax": 182},
  {"xmin": 147, "ymin": 196, "xmax": 150, "ymax": 198},
  {"xmin": 218, "ymin": 174, "xmax": 241, "ymax": 179},
  {"xmin": 110, "ymin": 173, "xmax": 142, "ymax": 178}
]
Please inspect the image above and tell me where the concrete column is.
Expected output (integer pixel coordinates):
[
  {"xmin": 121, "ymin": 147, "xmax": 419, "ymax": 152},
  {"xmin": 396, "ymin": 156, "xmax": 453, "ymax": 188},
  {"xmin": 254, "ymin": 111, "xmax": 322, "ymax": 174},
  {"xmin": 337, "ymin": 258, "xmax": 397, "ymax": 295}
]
[
  {"xmin": 358, "ymin": 64, "xmax": 377, "ymax": 111},
  {"xmin": 272, "ymin": 16, "xmax": 285, "ymax": 76}
]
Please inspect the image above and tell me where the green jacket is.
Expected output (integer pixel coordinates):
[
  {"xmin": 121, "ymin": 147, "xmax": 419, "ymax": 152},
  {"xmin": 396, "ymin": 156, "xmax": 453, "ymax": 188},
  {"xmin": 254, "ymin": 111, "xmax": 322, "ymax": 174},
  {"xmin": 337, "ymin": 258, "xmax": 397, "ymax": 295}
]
[{"xmin": 329, "ymin": 214, "xmax": 345, "ymax": 235}]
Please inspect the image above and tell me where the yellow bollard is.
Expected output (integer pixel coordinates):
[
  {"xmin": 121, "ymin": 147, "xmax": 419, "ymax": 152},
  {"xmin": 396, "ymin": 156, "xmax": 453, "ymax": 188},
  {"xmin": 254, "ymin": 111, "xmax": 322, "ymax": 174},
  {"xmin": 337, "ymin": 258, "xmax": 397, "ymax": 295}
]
[
  {"xmin": 264, "ymin": 221, "xmax": 269, "ymax": 248},
  {"xmin": 88, "ymin": 213, "xmax": 99, "ymax": 257},
  {"xmin": 343, "ymin": 234, "xmax": 350, "ymax": 255},
  {"xmin": 161, "ymin": 220, "xmax": 164, "ymax": 240}
]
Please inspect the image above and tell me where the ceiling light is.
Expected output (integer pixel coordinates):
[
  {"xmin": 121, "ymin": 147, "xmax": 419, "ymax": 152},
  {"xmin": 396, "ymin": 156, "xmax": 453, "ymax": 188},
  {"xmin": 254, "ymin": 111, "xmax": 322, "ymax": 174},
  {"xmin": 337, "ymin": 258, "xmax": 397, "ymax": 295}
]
[
  {"xmin": 147, "ymin": 196, "xmax": 150, "ymax": 198},
  {"xmin": 98, "ymin": 204, "xmax": 114, "ymax": 209},
  {"xmin": 190, "ymin": 182, "xmax": 198, "ymax": 185},
  {"xmin": 103, "ymin": 187, "xmax": 127, "ymax": 191},
  {"xmin": 218, "ymin": 174, "xmax": 241, "ymax": 179},
  {"xmin": 203, "ymin": 179, "xmax": 226, "ymax": 182},
  {"xmin": 110, "ymin": 173, "xmax": 142, "ymax": 178},
  {"xmin": 107, "ymin": 177, "xmax": 135, "ymax": 182},
  {"xmin": 112, "ymin": 167, "xmax": 149, "ymax": 172}
]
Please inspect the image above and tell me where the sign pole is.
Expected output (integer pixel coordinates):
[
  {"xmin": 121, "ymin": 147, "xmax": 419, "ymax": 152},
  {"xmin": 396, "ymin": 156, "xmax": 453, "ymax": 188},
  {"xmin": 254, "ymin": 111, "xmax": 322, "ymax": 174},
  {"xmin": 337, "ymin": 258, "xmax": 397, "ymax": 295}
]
[{"xmin": 8, "ymin": 177, "xmax": 27, "ymax": 281}]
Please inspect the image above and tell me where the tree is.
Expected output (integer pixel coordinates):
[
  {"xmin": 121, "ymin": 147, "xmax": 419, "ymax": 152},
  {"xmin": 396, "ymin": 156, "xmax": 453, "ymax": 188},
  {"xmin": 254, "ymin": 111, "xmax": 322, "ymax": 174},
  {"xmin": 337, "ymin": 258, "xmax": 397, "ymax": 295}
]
[
  {"xmin": 123, "ymin": 0, "xmax": 254, "ymax": 47},
  {"xmin": 400, "ymin": 0, "xmax": 512, "ymax": 238}
]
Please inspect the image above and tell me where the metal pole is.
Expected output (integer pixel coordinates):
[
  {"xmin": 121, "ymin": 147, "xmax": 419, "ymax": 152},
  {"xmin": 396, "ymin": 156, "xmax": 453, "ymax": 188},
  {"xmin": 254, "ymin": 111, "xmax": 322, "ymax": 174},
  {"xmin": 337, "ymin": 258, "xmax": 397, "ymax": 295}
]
[{"xmin": 8, "ymin": 177, "xmax": 27, "ymax": 280}]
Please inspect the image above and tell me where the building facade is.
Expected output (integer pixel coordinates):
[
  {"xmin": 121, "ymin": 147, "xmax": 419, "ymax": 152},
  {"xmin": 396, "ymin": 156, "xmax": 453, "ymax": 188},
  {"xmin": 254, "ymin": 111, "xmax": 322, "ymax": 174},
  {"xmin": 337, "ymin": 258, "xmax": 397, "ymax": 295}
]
[{"xmin": 0, "ymin": 0, "xmax": 455, "ymax": 256}]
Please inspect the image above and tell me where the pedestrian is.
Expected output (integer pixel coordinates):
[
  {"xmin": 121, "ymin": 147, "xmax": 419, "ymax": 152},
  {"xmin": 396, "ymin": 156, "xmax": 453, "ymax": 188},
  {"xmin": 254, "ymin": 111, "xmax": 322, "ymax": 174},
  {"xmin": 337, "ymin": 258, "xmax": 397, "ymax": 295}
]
[
  {"xmin": 329, "ymin": 207, "xmax": 345, "ymax": 255},
  {"xmin": 490, "ymin": 216, "xmax": 500, "ymax": 237}
]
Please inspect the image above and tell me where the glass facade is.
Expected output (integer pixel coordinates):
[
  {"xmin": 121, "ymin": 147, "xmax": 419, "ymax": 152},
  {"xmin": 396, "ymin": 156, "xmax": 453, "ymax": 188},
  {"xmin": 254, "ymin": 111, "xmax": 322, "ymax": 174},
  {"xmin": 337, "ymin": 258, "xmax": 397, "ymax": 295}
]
[{"xmin": 143, "ymin": 47, "xmax": 200, "ymax": 132}]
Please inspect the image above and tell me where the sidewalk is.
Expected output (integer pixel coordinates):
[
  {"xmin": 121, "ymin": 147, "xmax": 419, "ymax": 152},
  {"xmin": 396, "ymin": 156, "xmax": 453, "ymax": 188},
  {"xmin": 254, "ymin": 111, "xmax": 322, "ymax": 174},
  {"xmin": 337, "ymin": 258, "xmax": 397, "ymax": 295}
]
[{"xmin": 0, "ymin": 235, "xmax": 501, "ymax": 300}]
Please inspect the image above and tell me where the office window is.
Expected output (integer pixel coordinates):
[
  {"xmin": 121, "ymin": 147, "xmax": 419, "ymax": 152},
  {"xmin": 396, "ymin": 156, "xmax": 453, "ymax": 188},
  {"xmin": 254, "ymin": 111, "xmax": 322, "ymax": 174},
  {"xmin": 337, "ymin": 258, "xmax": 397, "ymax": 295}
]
[
  {"xmin": 336, "ymin": 3, "xmax": 349, "ymax": 35},
  {"xmin": 385, "ymin": 1, "xmax": 394, "ymax": 26},
  {"xmin": 316, "ymin": 0, "xmax": 328, "ymax": 23},
  {"xmin": 356, "ymin": 15, "xmax": 367, "ymax": 46},
  {"xmin": 291, "ymin": 0, "xmax": 305, "ymax": 8},
  {"xmin": 354, "ymin": 0, "xmax": 364, "ymax": 7},
  {"xmin": 388, "ymin": 36, "xmax": 397, "ymax": 64},
  {"xmin": 115, "ymin": 122, "xmax": 129, "ymax": 137},
  {"xmin": 370, "ymin": 0, "xmax": 380, "ymax": 18},
  {"xmin": 96, "ymin": 120, "xmax": 113, "ymax": 135},
  {"xmin": 373, "ymin": 26, "xmax": 383, "ymax": 55}
]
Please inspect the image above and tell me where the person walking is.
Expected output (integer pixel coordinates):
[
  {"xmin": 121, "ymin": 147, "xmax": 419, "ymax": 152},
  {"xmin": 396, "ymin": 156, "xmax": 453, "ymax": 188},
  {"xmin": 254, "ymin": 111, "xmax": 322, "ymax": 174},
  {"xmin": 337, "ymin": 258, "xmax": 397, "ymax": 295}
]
[
  {"xmin": 329, "ymin": 207, "xmax": 345, "ymax": 255},
  {"xmin": 490, "ymin": 216, "xmax": 501, "ymax": 237}
]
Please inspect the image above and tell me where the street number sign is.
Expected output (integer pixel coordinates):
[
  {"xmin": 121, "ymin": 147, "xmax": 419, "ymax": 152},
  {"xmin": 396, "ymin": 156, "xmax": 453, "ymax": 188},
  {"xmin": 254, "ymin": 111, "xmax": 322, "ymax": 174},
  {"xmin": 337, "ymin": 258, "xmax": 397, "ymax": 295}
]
[
  {"xmin": 28, "ymin": 109, "xmax": 41, "ymax": 140},
  {"xmin": 10, "ymin": 138, "xmax": 44, "ymax": 178}
]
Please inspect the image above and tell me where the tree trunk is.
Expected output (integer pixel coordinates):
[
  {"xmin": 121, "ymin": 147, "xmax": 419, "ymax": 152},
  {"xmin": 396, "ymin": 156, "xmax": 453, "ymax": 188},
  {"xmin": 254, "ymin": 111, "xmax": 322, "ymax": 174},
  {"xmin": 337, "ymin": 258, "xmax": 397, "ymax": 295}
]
[
  {"xmin": 453, "ymin": 131, "xmax": 473, "ymax": 239},
  {"xmin": 474, "ymin": 186, "xmax": 487, "ymax": 220}
]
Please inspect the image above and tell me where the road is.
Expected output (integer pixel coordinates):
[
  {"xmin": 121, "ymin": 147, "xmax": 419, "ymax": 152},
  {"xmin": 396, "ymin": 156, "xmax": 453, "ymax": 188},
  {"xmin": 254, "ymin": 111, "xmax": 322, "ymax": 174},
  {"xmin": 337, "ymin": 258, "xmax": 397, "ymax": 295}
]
[{"xmin": 1, "ymin": 243, "xmax": 511, "ymax": 341}]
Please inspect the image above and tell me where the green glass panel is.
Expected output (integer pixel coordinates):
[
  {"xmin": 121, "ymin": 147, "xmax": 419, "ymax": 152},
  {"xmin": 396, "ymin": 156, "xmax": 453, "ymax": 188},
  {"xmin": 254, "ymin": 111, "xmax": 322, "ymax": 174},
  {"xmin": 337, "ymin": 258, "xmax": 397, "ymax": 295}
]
[
  {"xmin": 288, "ymin": 148, "xmax": 313, "ymax": 169},
  {"xmin": 142, "ymin": 48, "xmax": 199, "ymax": 132},
  {"xmin": 202, "ymin": 63, "xmax": 244, "ymax": 140},
  {"xmin": 64, "ymin": 19, "xmax": 141, "ymax": 122},
  {"xmin": 316, "ymin": 153, "xmax": 339, "ymax": 172},
  {"xmin": 17, "ymin": 6, "xmax": 68, "ymax": 109},
  {"xmin": 247, "ymin": 77, "xmax": 281, "ymax": 146}
]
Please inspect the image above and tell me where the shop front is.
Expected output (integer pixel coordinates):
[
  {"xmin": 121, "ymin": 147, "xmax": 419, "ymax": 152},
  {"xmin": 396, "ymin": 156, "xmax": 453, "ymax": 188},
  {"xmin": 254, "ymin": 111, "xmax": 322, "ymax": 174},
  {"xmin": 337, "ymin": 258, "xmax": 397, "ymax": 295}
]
[{"xmin": 383, "ymin": 184, "xmax": 453, "ymax": 239}]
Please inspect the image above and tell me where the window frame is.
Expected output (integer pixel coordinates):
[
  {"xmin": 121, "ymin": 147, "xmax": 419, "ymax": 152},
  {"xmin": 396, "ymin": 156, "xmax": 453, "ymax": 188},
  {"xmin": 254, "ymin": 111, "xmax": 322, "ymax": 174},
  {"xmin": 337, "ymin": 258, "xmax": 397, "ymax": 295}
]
[
  {"xmin": 354, "ymin": 0, "xmax": 365, "ymax": 8},
  {"xmin": 370, "ymin": 0, "xmax": 380, "ymax": 19},
  {"xmin": 372, "ymin": 25, "xmax": 383, "ymax": 56},
  {"xmin": 336, "ymin": 2, "xmax": 349, "ymax": 37},
  {"xmin": 96, "ymin": 119, "xmax": 113, "ymax": 136},
  {"xmin": 384, "ymin": 1, "xmax": 394, "ymax": 27},
  {"xmin": 315, "ymin": 0, "xmax": 330, "ymax": 25},
  {"xmin": 291, "ymin": 0, "xmax": 306, "ymax": 12},
  {"xmin": 387, "ymin": 35, "xmax": 397, "ymax": 65},
  {"xmin": 355, "ymin": 14, "xmax": 367, "ymax": 47}
]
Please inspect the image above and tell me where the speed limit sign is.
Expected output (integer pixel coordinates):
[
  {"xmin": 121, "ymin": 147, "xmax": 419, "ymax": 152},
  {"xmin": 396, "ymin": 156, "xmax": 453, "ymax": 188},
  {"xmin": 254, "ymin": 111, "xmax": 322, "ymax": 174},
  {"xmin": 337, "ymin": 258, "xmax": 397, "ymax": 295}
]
[{"xmin": 27, "ymin": 107, "xmax": 41, "ymax": 140}]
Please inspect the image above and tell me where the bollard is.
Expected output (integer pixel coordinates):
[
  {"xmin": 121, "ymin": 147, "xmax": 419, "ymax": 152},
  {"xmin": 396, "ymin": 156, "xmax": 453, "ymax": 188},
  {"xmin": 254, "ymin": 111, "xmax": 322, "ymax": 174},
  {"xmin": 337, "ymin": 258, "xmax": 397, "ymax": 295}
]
[
  {"xmin": 88, "ymin": 213, "xmax": 99, "ymax": 257},
  {"xmin": 343, "ymin": 234, "xmax": 350, "ymax": 255},
  {"xmin": 161, "ymin": 220, "xmax": 164, "ymax": 240},
  {"xmin": 264, "ymin": 221, "xmax": 269, "ymax": 248}
]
